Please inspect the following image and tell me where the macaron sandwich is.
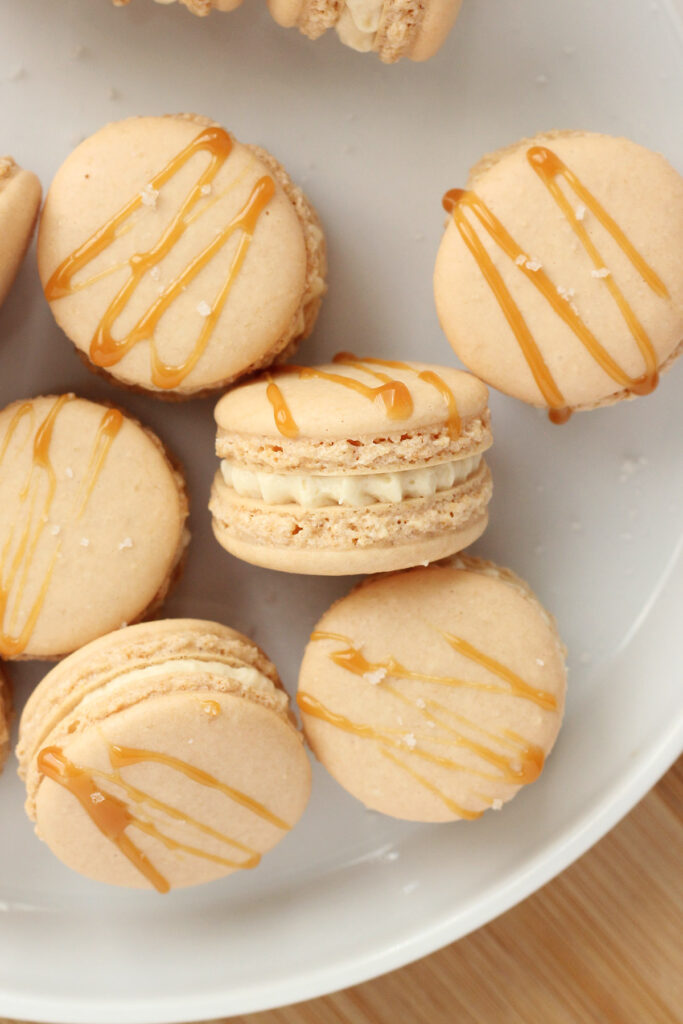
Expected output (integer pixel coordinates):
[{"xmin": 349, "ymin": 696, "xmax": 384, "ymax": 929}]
[
  {"xmin": 38, "ymin": 115, "xmax": 327, "ymax": 398},
  {"xmin": 0, "ymin": 666, "xmax": 11, "ymax": 772},
  {"xmin": 0, "ymin": 155, "xmax": 41, "ymax": 310},
  {"xmin": 209, "ymin": 355, "xmax": 493, "ymax": 574},
  {"xmin": 434, "ymin": 130, "xmax": 683, "ymax": 421},
  {"xmin": 298, "ymin": 557, "xmax": 567, "ymax": 821},
  {"xmin": 17, "ymin": 620, "xmax": 311, "ymax": 891}
]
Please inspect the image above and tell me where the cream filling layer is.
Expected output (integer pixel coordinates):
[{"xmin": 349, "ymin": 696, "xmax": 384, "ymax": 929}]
[
  {"xmin": 221, "ymin": 455, "xmax": 482, "ymax": 508},
  {"xmin": 335, "ymin": 0, "xmax": 384, "ymax": 51}
]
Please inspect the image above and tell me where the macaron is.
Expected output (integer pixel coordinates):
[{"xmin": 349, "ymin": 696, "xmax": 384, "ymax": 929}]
[
  {"xmin": 0, "ymin": 666, "xmax": 11, "ymax": 772},
  {"xmin": 113, "ymin": 0, "xmax": 243, "ymax": 11},
  {"xmin": 434, "ymin": 131, "xmax": 683, "ymax": 421},
  {"xmin": 268, "ymin": 0, "xmax": 462, "ymax": 62},
  {"xmin": 297, "ymin": 556, "xmax": 567, "ymax": 821},
  {"xmin": 38, "ymin": 115, "xmax": 327, "ymax": 398},
  {"xmin": 17, "ymin": 619, "xmax": 311, "ymax": 891},
  {"xmin": 0, "ymin": 156, "xmax": 41, "ymax": 310},
  {"xmin": 0, "ymin": 394, "xmax": 189, "ymax": 659},
  {"xmin": 209, "ymin": 355, "xmax": 492, "ymax": 575}
]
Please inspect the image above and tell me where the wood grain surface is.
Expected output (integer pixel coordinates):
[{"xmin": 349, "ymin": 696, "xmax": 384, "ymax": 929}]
[{"xmin": 3, "ymin": 761, "xmax": 681, "ymax": 1024}]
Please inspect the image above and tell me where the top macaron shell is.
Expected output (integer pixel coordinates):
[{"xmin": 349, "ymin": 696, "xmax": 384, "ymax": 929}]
[
  {"xmin": 434, "ymin": 132, "xmax": 683, "ymax": 411},
  {"xmin": 38, "ymin": 115, "xmax": 325, "ymax": 396},
  {"xmin": 0, "ymin": 157, "xmax": 42, "ymax": 309},
  {"xmin": 0, "ymin": 395, "xmax": 188, "ymax": 658}
]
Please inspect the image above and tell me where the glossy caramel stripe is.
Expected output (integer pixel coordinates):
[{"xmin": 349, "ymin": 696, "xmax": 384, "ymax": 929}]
[
  {"xmin": 0, "ymin": 400, "xmax": 125, "ymax": 656},
  {"xmin": 38, "ymin": 741, "xmax": 291, "ymax": 892},
  {"xmin": 334, "ymin": 353, "xmax": 461, "ymax": 439},
  {"xmin": 443, "ymin": 146, "xmax": 667, "ymax": 419},
  {"xmin": 310, "ymin": 631, "xmax": 556, "ymax": 710},
  {"xmin": 380, "ymin": 748, "xmax": 483, "ymax": 820},
  {"xmin": 45, "ymin": 126, "xmax": 275, "ymax": 390}
]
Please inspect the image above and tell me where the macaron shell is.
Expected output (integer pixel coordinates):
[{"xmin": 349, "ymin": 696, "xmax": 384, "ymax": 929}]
[
  {"xmin": 0, "ymin": 666, "xmax": 11, "ymax": 771},
  {"xmin": 214, "ymin": 362, "xmax": 489, "ymax": 441},
  {"xmin": 434, "ymin": 132, "xmax": 683, "ymax": 409},
  {"xmin": 38, "ymin": 116, "xmax": 309, "ymax": 395},
  {"xmin": 0, "ymin": 396, "xmax": 188, "ymax": 658},
  {"xmin": 210, "ymin": 464, "xmax": 491, "ymax": 574},
  {"xmin": 408, "ymin": 0, "xmax": 463, "ymax": 61},
  {"xmin": 33, "ymin": 690, "xmax": 311, "ymax": 889},
  {"xmin": 298, "ymin": 564, "xmax": 566, "ymax": 821},
  {"xmin": 0, "ymin": 159, "xmax": 42, "ymax": 309}
]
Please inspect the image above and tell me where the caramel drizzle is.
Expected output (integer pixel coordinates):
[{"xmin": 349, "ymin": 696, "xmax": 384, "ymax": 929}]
[
  {"xmin": 44, "ymin": 126, "xmax": 275, "ymax": 390},
  {"xmin": 333, "ymin": 353, "xmax": 461, "ymax": 439},
  {"xmin": 199, "ymin": 698, "xmax": 221, "ymax": 718},
  {"xmin": 38, "ymin": 743, "xmax": 290, "ymax": 893},
  {"xmin": 301, "ymin": 629, "xmax": 554, "ymax": 817},
  {"xmin": 443, "ymin": 145, "xmax": 668, "ymax": 423},
  {"xmin": 263, "ymin": 362, "xmax": 415, "ymax": 439},
  {"xmin": 0, "ymin": 399, "xmax": 124, "ymax": 656}
]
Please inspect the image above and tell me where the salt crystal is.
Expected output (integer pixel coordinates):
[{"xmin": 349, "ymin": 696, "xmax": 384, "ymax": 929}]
[
  {"xmin": 404, "ymin": 733, "xmax": 417, "ymax": 749},
  {"xmin": 200, "ymin": 183, "xmax": 212, "ymax": 196},
  {"xmin": 90, "ymin": 792, "xmax": 105, "ymax": 804},
  {"xmin": 536, "ymin": 658, "xmax": 545, "ymax": 667},
  {"xmin": 49, "ymin": 524, "xmax": 61, "ymax": 536},
  {"xmin": 65, "ymin": 467, "xmax": 74, "ymax": 479},
  {"xmin": 80, "ymin": 537, "xmax": 90, "ymax": 547},
  {"xmin": 363, "ymin": 668, "xmax": 387, "ymax": 686},
  {"xmin": 514, "ymin": 254, "xmax": 527, "ymax": 267},
  {"xmin": 492, "ymin": 799, "xmax": 503, "ymax": 811},
  {"xmin": 416, "ymin": 698, "xmax": 426, "ymax": 709},
  {"xmin": 384, "ymin": 850, "xmax": 399, "ymax": 862},
  {"xmin": 118, "ymin": 537, "xmax": 133, "ymax": 550},
  {"xmin": 575, "ymin": 204, "xmax": 586, "ymax": 221},
  {"xmin": 591, "ymin": 267, "xmax": 610, "ymax": 278},
  {"xmin": 140, "ymin": 184, "xmax": 159, "ymax": 208},
  {"xmin": 525, "ymin": 258, "xmax": 542, "ymax": 272},
  {"xmin": 196, "ymin": 300, "xmax": 212, "ymax": 317},
  {"xmin": 149, "ymin": 266, "xmax": 160, "ymax": 281}
]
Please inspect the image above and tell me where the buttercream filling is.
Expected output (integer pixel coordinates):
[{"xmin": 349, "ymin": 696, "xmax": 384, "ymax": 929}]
[
  {"xmin": 335, "ymin": 0, "xmax": 384, "ymax": 51},
  {"xmin": 221, "ymin": 455, "xmax": 482, "ymax": 508}
]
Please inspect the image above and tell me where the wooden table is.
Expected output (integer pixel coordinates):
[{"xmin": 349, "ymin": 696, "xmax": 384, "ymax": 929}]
[{"xmin": 4, "ymin": 761, "xmax": 681, "ymax": 1024}]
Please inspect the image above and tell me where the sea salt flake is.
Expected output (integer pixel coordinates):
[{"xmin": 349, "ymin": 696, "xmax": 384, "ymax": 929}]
[
  {"xmin": 140, "ymin": 184, "xmax": 159, "ymax": 208},
  {"xmin": 514, "ymin": 254, "xmax": 527, "ymax": 267},
  {"xmin": 80, "ymin": 537, "xmax": 90, "ymax": 547},
  {"xmin": 363, "ymin": 668, "xmax": 387, "ymax": 686},
  {"xmin": 492, "ymin": 799, "xmax": 503, "ymax": 811},
  {"xmin": 49, "ymin": 524, "xmax": 61, "ymax": 536},
  {"xmin": 404, "ymin": 733, "xmax": 417, "ymax": 749},
  {"xmin": 536, "ymin": 658, "xmax": 545, "ymax": 667},
  {"xmin": 65, "ymin": 467, "xmax": 74, "ymax": 479},
  {"xmin": 118, "ymin": 537, "xmax": 133, "ymax": 550},
  {"xmin": 200, "ymin": 183, "xmax": 212, "ymax": 196},
  {"xmin": 415, "ymin": 698, "xmax": 426, "ymax": 709},
  {"xmin": 149, "ymin": 266, "xmax": 160, "ymax": 281},
  {"xmin": 591, "ymin": 267, "xmax": 610, "ymax": 278},
  {"xmin": 525, "ymin": 258, "xmax": 542, "ymax": 272},
  {"xmin": 196, "ymin": 300, "xmax": 212, "ymax": 317},
  {"xmin": 575, "ymin": 204, "xmax": 586, "ymax": 221},
  {"xmin": 90, "ymin": 792, "xmax": 105, "ymax": 804}
]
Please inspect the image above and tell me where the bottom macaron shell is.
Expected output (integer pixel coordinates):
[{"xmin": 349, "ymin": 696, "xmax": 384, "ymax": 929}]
[
  {"xmin": 209, "ymin": 462, "xmax": 492, "ymax": 575},
  {"xmin": 33, "ymin": 690, "xmax": 311, "ymax": 890}
]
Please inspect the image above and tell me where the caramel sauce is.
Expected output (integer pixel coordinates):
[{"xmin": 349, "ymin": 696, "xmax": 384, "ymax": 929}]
[
  {"xmin": 38, "ymin": 746, "xmax": 170, "ymax": 893},
  {"xmin": 310, "ymin": 630, "xmax": 555, "ymax": 710},
  {"xmin": 266, "ymin": 378, "xmax": 299, "ymax": 439},
  {"xmin": 443, "ymin": 146, "xmax": 668, "ymax": 421},
  {"xmin": 200, "ymin": 698, "xmax": 221, "ymax": 718},
  {"xmin": 37, "ymin": 741, "xmax": 290, "ymax": 891},
  {"xmin": 0, "ymin": 398, "xmax": 125, "ymax": 656},
  {"xmin": 380, "ymin": 749, "xmax": 483, "ymax": 820},
  {"xmin": 334, "ymin": 353, "xmax": 461, "ymax": 439},
  {"xmin": 44, "ymin": 126, "xmax": 275, "ymax": 390},
  {"xmin": 108, "ymin": 744, "xmax": 290, "ymax": 830},
  {"xmin": 74, "ymin": 408, "xmax": 124, "ymax": 517},
  {"xmin": 303, "ymin": 628, "xmax": 554, "ymax": 813},
  {"xmin": 265, "ymin": 364, "xmax": 414, "ymax": 438}
]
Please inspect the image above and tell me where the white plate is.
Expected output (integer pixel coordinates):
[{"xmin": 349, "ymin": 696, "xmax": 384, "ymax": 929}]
[{"xmin": 0, "ymin": 0, "xmax": 682, "ymax": 1020}]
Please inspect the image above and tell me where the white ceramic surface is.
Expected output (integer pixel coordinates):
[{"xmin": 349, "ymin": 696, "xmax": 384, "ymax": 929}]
[{"xmin": 0, "ymin": 0, "xmax": 682, "ymax": 1021}]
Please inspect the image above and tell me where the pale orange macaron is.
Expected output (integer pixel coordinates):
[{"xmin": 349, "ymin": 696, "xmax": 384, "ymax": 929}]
[
  {"xmin": 38, "ymin": 114, "xmax": 327, "ymax": 398},
  {"xmin": 434, "ymin": 130, "xmax": 683, "ymax": 422},
  {"xmin": 298, "ymin": 557, "xmax": 567, "ymax": 821},
  {"xmin": 210, "ymin": 355, "xmax": 493, "ymax": 575},
  {"xmin": 17, "ymin": 620, "xmax": 311, "ymax": 891},
  {"xmin": 0, "ymin": 156, "xmax": 41, "ymax": 310}
]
